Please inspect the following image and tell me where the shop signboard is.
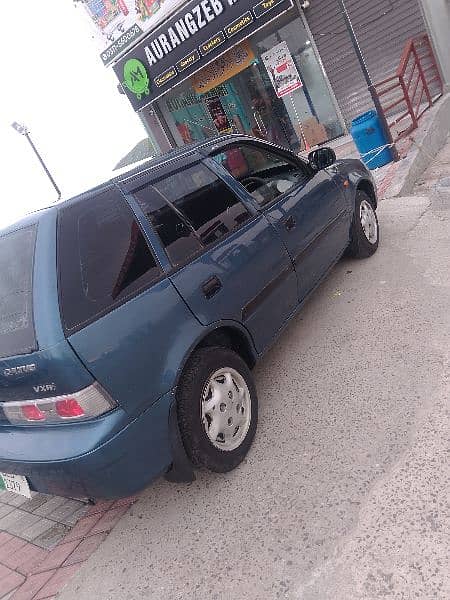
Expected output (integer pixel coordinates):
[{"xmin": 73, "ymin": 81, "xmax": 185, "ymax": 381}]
[
  {"xmin": 77, "ymin": 0, "xmax": 185, "ymax": 66},
  {"xmin": 113, "ymin": 0, "xmax": 294, "ymax": 111},
  {"xmin": 261, "ymin": 41, "xmax": 303, "ymax": 98}
]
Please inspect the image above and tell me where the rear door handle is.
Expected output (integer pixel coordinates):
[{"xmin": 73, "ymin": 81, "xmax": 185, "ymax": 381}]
[
  {"xmin": 202, "ymin": 276, "xmax": 222, "ymax": 299},
  {"xmin": 285, "ymin": 215, "xmax": 297, "ymax": 232}
]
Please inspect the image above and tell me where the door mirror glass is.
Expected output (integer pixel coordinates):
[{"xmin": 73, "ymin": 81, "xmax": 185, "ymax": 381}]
[{"xmin": 308, "ymin": 147, "xmax": 336, "ymax": 171}]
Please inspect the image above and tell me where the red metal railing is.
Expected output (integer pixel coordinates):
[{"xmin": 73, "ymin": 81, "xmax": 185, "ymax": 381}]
[{"xmin": 374, "ymin": 34, "xmax": 443, "ymax": 144}]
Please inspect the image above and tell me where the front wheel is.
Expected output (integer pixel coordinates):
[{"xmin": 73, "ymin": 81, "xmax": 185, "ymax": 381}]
[
  {"xmin": 177, "ymin": 347, "xmax": 258, "ymax": 473},
  {"xmin": 348, "ymin": 190, "xmax": 380, "ymax": 258}
]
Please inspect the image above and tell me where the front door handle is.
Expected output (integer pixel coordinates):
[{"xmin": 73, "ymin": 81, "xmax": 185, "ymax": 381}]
[
  {"xmin": 202, "ymin": 276, "xmax": 222, "ymax": 299},
  {"xmin": 285, "ymin": 215, "xmax": 297, "ymax": 232}
]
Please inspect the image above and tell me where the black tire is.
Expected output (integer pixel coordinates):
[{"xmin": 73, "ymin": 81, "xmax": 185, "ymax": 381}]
[
  {"xmin": 177, "ymin": 346, "xmax": 258, "ymax": 473},
  {"xmin": 348, "ymin": 190, "xmax": 380, "ymax": 258}
]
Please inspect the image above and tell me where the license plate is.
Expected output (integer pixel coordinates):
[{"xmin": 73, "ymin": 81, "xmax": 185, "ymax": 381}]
[{"xmin": 0, "ymin": 472, "xmax": 31, "ymax": 499}]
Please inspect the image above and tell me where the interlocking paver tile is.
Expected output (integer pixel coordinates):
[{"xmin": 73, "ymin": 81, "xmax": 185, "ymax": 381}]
[
  {"xmin": 0, "ymin": 504, "xmax": 16, "ymax": 520},
  {"xmin": 0, "ymin": 510, "xmax": 27, "ymax": 532},
  {"xmin": 63, "ymin": 533, "xmax": 106, "ymax": 567},
  {"xmin": 34, "ymin": 565, "xmax": 80, "ymax": 600},
  {"xmin": 0, "ymin": 563, "xmax": 13, "ymax": 578},
  {"xmin": 0, "ymin": 532, "xmax": 13, "ymax": 547},
  {"xmin": 89, "ymin": 507, "xmax": 128, "ymax": 535},
  {"xmin": 1, "ymin": 494, "xmax": 29, "ymax": 509},
  {"xmin": 32, "ymin": 541, "xmax": 79, "ymax": 574},
  {"xmin": 0, "ymin": 570, "xmax": 25, "ymax": 598},
  {"xmin": 32, "ymin": 524, "xmax": 70, "ymax": 551},
  {"xmin": 0, "ymin": 511, "xmax": 41, "ymax": 538},
  {"xmin": 3, "ymin": 542, "xmax": 47, "ymax": 576},
  {"xmin": 33, "ymin": 498, "xmax": 66, "ymax": 518},
  {"xmin": 61, "ymin": 513, "xmax": 103, "ymax": 544},
  {"xmin": 47, "ymin": 501, "xmax": 84, "ymax": 525},
  {"xmin": 62, "ymin": 505, "xmax": 88, "ymax": 527},
  {"xmin": 20, "ymin": 519, "xmax": 55, "ymax": 543},
  {"xmin": 0, "ymin": 537, "xmax": 28, "ymax": 562},
  {"xmin": 20, "ymin": 496, "xmax": 49, "ymax": 514},
  {"xmin": 10, "ymin": 570, "xmax": 55, "ymax": 600}
]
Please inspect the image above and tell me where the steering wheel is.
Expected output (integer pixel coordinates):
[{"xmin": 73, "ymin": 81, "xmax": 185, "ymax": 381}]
[{"xmin": 241, "ymin": 176, "xmax": 267, "ymax": 193}]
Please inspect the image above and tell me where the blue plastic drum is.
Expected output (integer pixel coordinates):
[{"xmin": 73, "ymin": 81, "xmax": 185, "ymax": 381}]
[{"xmin": 350, "ymin": 110, "xmax": 393, "ymax": 170}]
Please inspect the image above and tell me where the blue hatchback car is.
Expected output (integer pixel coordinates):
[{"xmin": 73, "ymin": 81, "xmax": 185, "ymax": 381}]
[{"xmin": 0, "ymin": 136, "xmax": 379, "ymax": 500}]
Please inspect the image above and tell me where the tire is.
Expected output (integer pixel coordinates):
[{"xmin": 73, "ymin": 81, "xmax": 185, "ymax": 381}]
[
  {"xmin": 348, "ymin": 190, "xmax": 380, "ymax": 258},
  {"xmin": 177, "ymin": 346, "xmax": 258, "ymax": 473}
]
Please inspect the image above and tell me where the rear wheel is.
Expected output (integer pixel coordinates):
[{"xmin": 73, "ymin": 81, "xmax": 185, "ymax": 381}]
[
  {"xmin": 177, "ymin": 347, "xmax": 258, "ymax": 473},
  {"xmin": 348, "ymin": 190, "xmax": 379, "ymax": 258}
]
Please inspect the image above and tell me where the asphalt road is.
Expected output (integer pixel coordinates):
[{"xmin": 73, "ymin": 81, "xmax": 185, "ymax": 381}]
[{"xmin": 61, "ymin": 190, "xmax": 449, "ymax": 600}]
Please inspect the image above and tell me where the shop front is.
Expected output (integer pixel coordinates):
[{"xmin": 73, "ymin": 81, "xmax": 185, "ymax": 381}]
[{"xmin": 113, "ymin": 0, "xmax": 344, "ymax": 156}]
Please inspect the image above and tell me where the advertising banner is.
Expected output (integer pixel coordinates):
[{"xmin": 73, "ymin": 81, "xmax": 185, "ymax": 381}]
[
  {"xmin": 192, "ymin": 41, "xmax": 255, "ymax": 95},
  {"xmin": 113, "ymin": 0, "xmax": 294, "ymax": 111},
  {"xmin": 77, "ymin": 0, "xmax": 185, "ymax": 66},
  {"xmin": 262, "ymin": 41, "xmax": 303, "ymax": 98}
]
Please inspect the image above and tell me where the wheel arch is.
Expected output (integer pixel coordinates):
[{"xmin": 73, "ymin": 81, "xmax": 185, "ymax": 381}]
[
  {"xmin": 194, "ymin": 325, "xmax": 258, "ymax": 370},
  {"xmin": 356, "ymin": 178, "xmax": 378, "ymax": 209},
  {"xmin": 166, "ymin": 323, "xmax": 258, "ymax": 482}
]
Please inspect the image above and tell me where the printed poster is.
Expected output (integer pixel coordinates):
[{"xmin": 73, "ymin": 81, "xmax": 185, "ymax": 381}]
[
  {"xmin": 75, "ymin": 0, "xmax": 184, "ymax": 66},
  {"xmin": 205, "ymin": 97, "xmax": 233, "ymax": 135},
  {"xmin": 262, "ymin": 41, "xmax": 303, "ymax": 98}
]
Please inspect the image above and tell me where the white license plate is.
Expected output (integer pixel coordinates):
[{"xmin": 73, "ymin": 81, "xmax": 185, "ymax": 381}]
[{"xmin": 0, "ymin": 472, "xmax": 31, "ymax": 498}]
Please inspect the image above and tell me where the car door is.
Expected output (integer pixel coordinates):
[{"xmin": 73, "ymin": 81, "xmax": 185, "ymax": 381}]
[
  {"xmin": 212, "ymin": 142, "xmax": 351, "ymax": 302},
  {"xmin": 128, "ymin": 159, "xmax": 298, "ymax": 353}
]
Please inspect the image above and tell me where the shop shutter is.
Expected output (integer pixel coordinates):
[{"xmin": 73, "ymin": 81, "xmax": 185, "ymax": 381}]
[{"xmin": 304, "ymin": 0, "xmax": 427, "ymax": 126}]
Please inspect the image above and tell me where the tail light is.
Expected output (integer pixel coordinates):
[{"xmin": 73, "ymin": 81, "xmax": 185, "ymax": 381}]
[{"xmin": 1, "ymin": 383, "xmax": 116, "ymax": 425}]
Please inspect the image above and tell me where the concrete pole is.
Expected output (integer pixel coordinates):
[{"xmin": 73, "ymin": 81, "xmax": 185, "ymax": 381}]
[{"xmin": 337, "ymin": 0, "xmax": 399, "ymax": 161}]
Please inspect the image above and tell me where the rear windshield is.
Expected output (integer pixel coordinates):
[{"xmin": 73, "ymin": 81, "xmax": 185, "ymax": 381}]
[
  {"xmin": 58, "ymin": 188, "xmax": 162, "ymax": 332},
  {"xmin": 0, "ymin": 226, "xmax": 37, "ymax": 359}
]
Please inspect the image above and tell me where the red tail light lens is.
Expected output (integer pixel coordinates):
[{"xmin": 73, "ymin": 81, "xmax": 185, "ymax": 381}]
[
  {"xmin": 55, "ymin": 399, "xmax": 85, "ymax": 419},
  {"xmin": 2, "ymin": 383, "xmax": 116, "ymax": 425},
  {"xmin": 21, "ymin": 404, "xmax": 46, "ymax": 421}
]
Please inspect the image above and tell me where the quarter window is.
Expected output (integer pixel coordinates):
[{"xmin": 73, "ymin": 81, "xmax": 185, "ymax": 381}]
[
  {"xmin": 149, "ymin": 163, "xmax": 251, "ymax": 259},
  {"xmin": 213, "ymin": 144, "xmax": 311, "ymax": 207},
  {"xmin": 58, "ymin": 188, "xmax": 161, "ymax": 331}
]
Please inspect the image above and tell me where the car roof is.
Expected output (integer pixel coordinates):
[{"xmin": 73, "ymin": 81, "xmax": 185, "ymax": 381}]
[
  {"xmin": 0, "ymin": 206, "xmax": 56, "ymax": 237},
  {"xmin": 109, "ymin": 134, "xmax": 252, "ymax": 182},
  {"xmin": 55, "ymin": 134, "xmax": 265, "ymax": 210},
  {"xmin": 1, "ymin": 134, "xmax": 299, "ymax": 232}
]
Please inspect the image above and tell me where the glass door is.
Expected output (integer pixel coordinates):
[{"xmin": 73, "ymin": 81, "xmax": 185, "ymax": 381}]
[{"xmin": 157, "ymin": 6, "xmax": 344, "ymax": 152}]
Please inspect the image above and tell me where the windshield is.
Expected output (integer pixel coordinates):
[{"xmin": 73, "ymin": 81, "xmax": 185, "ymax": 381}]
[{"xmin": 0, "ymin": 226, "xmax": 37, "ymax": 359}]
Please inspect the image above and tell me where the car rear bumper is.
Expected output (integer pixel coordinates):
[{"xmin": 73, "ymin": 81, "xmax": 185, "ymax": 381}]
[{"xmin": 0, "ymin": 390, "xmax": 176, "ymax": 500}]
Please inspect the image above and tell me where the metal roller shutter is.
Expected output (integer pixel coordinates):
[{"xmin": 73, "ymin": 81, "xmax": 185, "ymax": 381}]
[{"xmin": 303, "ymin": 0, "xmax": 427, "ymax": 125}]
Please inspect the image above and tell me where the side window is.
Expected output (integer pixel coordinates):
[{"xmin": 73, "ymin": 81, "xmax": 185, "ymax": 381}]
[
  {"xmin": 213, "ymin": 144, "xmax": 311, "ymax": 207},
  {"xmin": 58, "ymin": 188, "xmax": 162, "ymax": 332},
  {"xmin": 134, "ymin": 185, "xmax": 202, "ymax": 267},
  {"xmin": 152, "ymin": 163, "xmax": 251, "ymax": 252}
]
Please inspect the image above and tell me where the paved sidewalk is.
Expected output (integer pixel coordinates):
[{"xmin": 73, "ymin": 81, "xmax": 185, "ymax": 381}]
[{"xmin": 0, "ymin": 492, "xmax": 137, "ymax": 599}]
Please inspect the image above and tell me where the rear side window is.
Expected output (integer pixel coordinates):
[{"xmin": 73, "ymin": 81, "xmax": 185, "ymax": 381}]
[
  {"xmin": 153, "ymin": 163, "xmax": 251, "ymax": 250},
  {"xmin": 58, "ymin": 188, "xmax": 162, "ymax": 332},
  {"xmin": 0, "ymin": 226, "xmax": 37, "ymax": 359},
  {"xmin": 134, "ymin": 185, "xmax": 202, "ymax": 267}
]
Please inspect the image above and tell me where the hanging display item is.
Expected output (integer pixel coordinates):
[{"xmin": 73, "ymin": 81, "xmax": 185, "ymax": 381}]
[{"xmin": 262, "ymin": 41, "xmax": 303, "ymax": 98}]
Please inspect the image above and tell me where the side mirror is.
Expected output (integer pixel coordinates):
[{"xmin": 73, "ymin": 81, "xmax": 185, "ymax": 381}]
[{"xmin": 308, "ymin": 147, "xmax": 336, "ymax": 171}]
